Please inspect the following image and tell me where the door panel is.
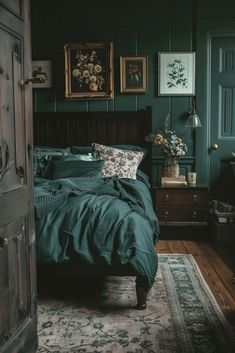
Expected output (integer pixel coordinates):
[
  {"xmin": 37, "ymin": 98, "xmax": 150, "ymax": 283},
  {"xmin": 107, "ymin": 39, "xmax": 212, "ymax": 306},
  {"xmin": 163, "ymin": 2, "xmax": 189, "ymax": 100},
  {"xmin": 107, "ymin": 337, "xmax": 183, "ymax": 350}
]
[
  {"xmin": 0, "ymin": 0, "xmax": 22, "ymax": 17},
  {"xmin": 0, "ymin": 220, "xmax": 29, "ymax": 342},
  {"xmin": 0, "ymin": 32, "xmax": 25, "ymax": 192},
  {"xmin": 0, "ymin": 0, "xmax": 37, "ymax": 352},
  {"xmin": 210, "ymin": 36, "xmax": 235, "ymax": 202}
]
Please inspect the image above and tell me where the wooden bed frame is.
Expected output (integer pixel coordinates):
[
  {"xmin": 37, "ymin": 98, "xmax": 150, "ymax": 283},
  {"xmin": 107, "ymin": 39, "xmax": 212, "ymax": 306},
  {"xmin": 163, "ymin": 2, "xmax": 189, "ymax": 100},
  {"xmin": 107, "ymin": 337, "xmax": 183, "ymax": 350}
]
[{"xmin": 34, "ymin": 106, "xmax": 153, "ymax": 309}]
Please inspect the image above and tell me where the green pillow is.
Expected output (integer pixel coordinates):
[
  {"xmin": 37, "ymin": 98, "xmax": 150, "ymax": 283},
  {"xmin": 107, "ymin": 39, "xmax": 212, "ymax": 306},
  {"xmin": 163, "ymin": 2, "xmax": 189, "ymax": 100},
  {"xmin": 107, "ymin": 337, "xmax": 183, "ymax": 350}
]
[
  {"xmin": 46, "ymin": 159, "xmax": 104, "ymax": 179},
  {"xmin": 70, "ymin": 146, "xmax": 93, "ymax": 154}
]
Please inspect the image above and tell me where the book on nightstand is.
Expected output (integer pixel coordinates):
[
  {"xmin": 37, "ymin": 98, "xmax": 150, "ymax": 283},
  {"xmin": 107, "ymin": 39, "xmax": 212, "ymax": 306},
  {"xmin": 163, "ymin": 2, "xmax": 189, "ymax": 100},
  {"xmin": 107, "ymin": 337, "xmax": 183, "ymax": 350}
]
[{"xmin": 161, "ymin": 175, "xmax": 187, "ymax": 187}]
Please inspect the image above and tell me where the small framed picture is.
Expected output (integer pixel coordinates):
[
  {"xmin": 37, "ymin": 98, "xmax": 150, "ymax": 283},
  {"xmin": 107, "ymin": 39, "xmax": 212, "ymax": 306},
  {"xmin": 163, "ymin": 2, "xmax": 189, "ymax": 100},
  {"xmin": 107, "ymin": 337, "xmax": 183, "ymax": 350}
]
[
  {"xmin": 32, "ymin": 60, "xmax": 52, "ymax": 88},
  {"xmin": 120, "ymin": 55, "xmax": 148, "ymax": 93},
  {"xmin": 158, "ymin": 52, "xmax": 196, "ymax": 96},
  {"xmin": 64, "ymin": 42, "xmax": 114, "ymax": 99}
]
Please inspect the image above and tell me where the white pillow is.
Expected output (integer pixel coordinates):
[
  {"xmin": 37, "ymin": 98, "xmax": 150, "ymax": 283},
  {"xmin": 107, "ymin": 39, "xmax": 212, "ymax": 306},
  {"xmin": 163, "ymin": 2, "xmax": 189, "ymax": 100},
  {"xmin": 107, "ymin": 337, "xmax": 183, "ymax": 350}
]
[{"xmin": 92, "ymin": 143, "xmax": 144, "ymax": 179}]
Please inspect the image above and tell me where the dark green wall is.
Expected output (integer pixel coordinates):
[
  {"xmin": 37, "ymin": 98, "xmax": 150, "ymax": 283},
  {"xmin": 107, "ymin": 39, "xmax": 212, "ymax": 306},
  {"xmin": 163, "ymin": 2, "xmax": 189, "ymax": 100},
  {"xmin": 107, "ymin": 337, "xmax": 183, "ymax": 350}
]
[{"xmin": 30, "ymin": 0, "xmax": 235, "ymax": 184}]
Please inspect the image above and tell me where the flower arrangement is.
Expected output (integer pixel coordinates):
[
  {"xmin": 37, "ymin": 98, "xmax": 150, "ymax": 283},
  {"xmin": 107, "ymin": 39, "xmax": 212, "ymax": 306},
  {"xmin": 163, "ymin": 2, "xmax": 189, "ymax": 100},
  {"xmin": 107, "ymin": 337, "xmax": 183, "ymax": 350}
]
[
  {"xmin": 72, "ymin": 49, "xmax": 105, "ymax": 92},
  {"xmin": 128, "ymin": 63, "xmax": 142, "ymax": 84},
  {"xmin": 148, "ymin": 114, "xmax": 187, "ymax": 159}
]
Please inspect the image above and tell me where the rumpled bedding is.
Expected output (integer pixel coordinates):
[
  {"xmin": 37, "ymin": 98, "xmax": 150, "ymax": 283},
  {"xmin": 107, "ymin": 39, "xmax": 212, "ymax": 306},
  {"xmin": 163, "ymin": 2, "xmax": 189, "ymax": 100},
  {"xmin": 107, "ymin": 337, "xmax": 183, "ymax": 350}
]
[{"xmin": 34, "ymin": 171, "xmax": 160, "ymax": 290}]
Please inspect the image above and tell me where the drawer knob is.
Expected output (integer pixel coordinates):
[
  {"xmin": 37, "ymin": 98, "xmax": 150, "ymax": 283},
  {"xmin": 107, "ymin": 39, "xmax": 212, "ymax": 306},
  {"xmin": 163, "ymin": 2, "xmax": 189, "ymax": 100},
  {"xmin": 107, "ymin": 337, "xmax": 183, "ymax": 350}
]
[
  {"xmin": 164, "ymin": 210, "xmax": 169, "ymax": 218},
  {"xmin": 193, "ymin": 211, "xmax": 197, "ymax": 219},
  {"xmin": 165, "ymin": 194, "xmax": 169, "ymax": 202},
  {"xmin": 193, "ymin": 194, "xmax": 197, "ymax": 202}
]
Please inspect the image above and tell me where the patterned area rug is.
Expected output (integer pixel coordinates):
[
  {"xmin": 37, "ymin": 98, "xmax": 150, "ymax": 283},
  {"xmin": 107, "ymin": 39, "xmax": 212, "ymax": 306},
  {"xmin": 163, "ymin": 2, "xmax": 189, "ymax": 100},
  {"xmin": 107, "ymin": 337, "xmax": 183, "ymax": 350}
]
[{"xmin": 37, "ymin": 255, "xmax": 235, "ymax": 353}]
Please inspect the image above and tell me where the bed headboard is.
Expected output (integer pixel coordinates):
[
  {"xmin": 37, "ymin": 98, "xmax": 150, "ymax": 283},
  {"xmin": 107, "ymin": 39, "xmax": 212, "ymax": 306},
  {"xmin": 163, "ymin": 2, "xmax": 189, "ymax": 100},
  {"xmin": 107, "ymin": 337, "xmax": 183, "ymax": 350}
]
[{"xmin": 33, "ymin": 106, "xmax": 152, "ymax": 178}]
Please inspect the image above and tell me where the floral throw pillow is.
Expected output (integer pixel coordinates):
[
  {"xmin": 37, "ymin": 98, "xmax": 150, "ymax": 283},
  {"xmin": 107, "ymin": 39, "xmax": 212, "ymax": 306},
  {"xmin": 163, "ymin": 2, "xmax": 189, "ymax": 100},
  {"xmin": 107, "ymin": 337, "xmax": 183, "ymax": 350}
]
[{"xmin": 92, "ymin": 143, "xmax": 144, "ymax": 179}]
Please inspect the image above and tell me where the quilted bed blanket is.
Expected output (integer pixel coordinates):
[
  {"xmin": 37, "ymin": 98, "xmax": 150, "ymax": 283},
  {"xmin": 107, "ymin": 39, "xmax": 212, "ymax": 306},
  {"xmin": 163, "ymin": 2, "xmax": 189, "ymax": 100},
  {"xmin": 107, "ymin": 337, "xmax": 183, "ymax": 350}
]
[{"xmin": 34, "ymin": 173, "xmax": 159, "ymax": 290}]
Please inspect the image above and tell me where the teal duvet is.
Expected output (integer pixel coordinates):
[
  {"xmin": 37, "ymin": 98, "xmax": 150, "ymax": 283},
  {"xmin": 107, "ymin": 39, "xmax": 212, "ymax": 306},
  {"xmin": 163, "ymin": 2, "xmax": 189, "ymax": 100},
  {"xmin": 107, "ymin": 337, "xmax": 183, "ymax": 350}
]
[{"xmin": 34, "ymin": 172, "xmax": 159, "ymax": 290}]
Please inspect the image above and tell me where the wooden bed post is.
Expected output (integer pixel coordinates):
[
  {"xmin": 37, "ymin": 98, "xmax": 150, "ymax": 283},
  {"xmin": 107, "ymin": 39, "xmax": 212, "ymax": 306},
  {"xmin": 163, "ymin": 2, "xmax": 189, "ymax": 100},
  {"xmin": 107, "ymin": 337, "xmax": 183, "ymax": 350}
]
[{"xmin": 136, "ymin": 285, "xmax": 148, "ymax": 310}]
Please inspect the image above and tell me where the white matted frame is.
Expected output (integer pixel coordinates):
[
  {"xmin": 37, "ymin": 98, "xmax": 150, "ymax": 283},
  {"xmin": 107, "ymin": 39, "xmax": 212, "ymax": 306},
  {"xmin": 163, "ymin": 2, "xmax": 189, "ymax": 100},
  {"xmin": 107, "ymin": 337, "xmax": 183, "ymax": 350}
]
[
  {"xmin": 32, "ymin": 60, "xmax": 52, "ymax": 88},
  {"xmin": 158, "ymin": 52, "xmax": 195, "ymax": 96}
]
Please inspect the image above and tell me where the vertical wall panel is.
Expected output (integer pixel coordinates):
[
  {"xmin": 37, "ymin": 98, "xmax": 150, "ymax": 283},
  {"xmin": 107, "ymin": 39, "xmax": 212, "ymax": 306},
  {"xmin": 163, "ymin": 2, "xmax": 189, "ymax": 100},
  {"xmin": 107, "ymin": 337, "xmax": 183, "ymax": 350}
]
[
  {"xmin": 221, "ymin": 88, "xmax": 233, "ymax": 136},
  {"xmin": 224, "ymin": 49, "xmax": 234, "ymax": 71}
]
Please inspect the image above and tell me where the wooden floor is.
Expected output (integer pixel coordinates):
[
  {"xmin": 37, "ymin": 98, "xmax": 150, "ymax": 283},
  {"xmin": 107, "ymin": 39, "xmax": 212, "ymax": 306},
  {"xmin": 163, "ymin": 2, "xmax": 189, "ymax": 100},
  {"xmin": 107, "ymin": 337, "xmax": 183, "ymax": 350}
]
[{"xmin": 157, "ymin": 239, "xmax": 235, "ymax": 332}]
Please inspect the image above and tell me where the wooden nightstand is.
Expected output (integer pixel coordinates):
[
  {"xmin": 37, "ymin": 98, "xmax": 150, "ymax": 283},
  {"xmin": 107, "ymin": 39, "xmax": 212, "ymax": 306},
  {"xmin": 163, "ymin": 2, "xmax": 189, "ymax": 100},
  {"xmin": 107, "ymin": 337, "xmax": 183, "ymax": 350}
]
[{"xmin": 152, "ymin": 185, "xmax": 209, "ymax": 228}]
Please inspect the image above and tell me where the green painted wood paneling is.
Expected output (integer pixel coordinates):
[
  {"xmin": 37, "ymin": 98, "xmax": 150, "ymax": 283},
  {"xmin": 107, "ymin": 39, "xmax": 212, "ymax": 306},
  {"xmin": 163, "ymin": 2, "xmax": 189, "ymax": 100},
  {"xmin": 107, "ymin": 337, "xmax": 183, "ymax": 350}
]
[
  {"xmin": 31, "ymin": 0, "xmax": 193, "ymax": 121},
  {"xmin": 30, "ymin": 0, "xmax": 235, "ymax": 185}
]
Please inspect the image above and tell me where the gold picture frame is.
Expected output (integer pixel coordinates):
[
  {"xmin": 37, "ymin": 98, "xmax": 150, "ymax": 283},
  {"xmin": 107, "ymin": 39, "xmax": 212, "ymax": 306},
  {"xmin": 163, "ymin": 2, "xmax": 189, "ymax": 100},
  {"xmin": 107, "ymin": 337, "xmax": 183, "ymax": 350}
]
[
  {"xmin": 120, "ymin": 55, "xmax": 148, "ymax": 93},
  {"xmin": 64, "ymin": 42, "xmax": 114, "ymax": 99}
]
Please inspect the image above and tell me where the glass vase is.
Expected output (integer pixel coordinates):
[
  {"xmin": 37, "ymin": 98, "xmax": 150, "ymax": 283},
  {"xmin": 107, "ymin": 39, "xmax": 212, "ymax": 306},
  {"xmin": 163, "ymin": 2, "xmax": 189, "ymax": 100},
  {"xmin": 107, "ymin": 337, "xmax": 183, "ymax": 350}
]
[{"xmin": 162, "ymin": 157, "xmax": 179, "ymax": 177}]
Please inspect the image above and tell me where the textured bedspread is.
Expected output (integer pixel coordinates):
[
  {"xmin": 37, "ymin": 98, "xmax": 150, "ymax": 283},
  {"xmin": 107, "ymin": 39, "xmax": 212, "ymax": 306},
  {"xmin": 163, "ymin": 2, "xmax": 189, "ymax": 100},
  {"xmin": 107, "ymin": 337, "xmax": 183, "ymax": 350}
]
[{"xmin": 34, "ymin": 173, "xmax": 159, "ymax": 289}]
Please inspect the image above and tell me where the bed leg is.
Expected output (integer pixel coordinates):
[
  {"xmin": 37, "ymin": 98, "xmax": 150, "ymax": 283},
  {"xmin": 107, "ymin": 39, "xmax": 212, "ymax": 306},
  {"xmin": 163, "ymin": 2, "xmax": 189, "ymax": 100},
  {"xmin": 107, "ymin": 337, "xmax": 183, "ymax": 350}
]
[{"xmin": 135, "ymin": 285, "xmax": 148, "ymax": 310}]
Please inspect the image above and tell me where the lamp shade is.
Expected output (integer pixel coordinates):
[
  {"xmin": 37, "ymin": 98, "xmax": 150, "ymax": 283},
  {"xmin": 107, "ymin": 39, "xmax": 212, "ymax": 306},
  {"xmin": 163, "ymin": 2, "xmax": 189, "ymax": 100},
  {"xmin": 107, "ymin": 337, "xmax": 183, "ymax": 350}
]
[{"xmin": 186, "ymin": 107, "xmax": 202, "ymax": 128}]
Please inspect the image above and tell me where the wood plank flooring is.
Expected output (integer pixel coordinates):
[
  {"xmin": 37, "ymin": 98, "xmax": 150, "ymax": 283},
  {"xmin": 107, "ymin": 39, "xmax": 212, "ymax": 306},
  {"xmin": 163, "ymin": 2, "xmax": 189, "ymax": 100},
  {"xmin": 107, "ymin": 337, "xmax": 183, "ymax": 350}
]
[{"xmin": 157, "ymin": 239, "xmax": 235, "ymax": 332}]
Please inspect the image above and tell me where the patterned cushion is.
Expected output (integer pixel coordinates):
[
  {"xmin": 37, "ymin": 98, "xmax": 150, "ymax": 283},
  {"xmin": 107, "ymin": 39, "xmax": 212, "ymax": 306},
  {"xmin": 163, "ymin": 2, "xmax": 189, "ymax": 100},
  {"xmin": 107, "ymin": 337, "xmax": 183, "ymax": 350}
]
[
  {"xmin": 92, "ymin": 143, "xmax": 144, "ymax": 179},
  {"xmin": 112, "ymin": 145, "xmax": 147, "ymax": 159}
]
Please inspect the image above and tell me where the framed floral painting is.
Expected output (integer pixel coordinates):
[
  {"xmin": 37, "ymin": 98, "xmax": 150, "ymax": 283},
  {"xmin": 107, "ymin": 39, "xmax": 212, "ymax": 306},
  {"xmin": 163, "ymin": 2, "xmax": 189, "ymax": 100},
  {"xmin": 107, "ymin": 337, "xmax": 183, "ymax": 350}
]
[
  {"xmin": 64, "ymin": 42, "xmax": 114, "ymax": 99},
  {"xmin": 158, "ymin": 52, "xmax": 196, "ymax": 96},
  {"xmin": 120, "ymin": 56, "xmax": 148, "ymax": 93}
]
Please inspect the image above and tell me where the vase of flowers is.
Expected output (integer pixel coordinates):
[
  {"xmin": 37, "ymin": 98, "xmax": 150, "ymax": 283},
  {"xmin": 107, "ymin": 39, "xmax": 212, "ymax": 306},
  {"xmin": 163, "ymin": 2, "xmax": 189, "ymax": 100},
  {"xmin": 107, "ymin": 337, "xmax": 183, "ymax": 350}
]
[
  {"xmin": 147, "ymin": 114, "xmax": 188, "ymax": 177},
  {"xmin": 162, "ymin": 157, "xmax": 180, "ymax": 177}
]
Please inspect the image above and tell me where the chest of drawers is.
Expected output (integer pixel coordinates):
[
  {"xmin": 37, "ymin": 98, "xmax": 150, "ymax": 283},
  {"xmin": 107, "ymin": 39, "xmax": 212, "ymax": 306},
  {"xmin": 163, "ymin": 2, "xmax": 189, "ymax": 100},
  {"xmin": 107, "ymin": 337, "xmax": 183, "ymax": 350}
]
[{"xmin": 152, "ymin": 185, "xmax": 209, "ymax": 226}]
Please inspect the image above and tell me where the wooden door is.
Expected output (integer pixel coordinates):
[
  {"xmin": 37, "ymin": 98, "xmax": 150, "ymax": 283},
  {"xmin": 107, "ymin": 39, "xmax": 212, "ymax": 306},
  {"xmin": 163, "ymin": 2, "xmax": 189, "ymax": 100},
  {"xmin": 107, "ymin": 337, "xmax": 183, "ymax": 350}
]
[
  {"xmin": 0, "ymin": 1, "xmax": 37, "ymax": 352},
  {"xmin": 209, "ymin": 35, "xmax": 235, "ymax": 203}
]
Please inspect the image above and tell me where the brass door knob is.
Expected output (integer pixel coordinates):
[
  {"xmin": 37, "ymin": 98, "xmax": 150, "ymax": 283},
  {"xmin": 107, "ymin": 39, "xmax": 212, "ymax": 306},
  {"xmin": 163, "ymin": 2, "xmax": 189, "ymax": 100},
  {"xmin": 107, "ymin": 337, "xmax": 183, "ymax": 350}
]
[{"xmin": 210, "ymin": 143, "xmax": 219, "ymax": 150}]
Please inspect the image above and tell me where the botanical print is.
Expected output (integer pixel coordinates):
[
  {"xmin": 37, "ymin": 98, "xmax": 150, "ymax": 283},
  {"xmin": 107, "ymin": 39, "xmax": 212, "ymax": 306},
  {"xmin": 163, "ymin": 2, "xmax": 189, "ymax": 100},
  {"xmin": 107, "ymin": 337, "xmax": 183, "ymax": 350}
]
[
  {"xmin": 167, "ymin": 58, "xmax": 188, "ymax": 89},
  {"xmin": 158, "ymin": 52, "xmax": 195, "ymax": 96},
  {"xmin": 71, "ymin": 48, "xmax": 106, "ymax": 93}
]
